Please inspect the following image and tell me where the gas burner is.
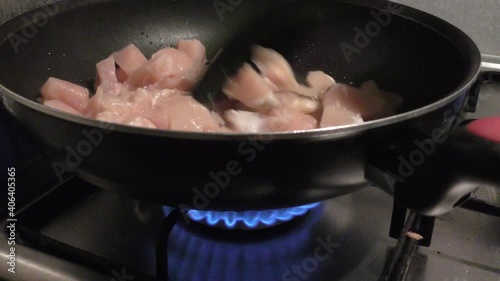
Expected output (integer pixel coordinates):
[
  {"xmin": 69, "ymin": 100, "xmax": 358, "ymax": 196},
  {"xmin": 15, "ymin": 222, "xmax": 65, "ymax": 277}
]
[{"xmin": 164, "ymin": 203, "xmax": 321, "ymax": 230}]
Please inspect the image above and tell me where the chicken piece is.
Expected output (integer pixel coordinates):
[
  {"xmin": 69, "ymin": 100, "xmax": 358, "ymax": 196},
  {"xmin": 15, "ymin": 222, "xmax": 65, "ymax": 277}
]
[
  {"xmin": 142, "ymin": 107, "xmax": 171, "ymax": 129},
  {"xmin": 177, "ymin": 39, "xmax": 207, "ymax": 64},
  {"xmin": 360, "ymin": 80, "xmax": 403, "ymax": 119},
  {"xmin": 157, "ymin": 95, "xmax": 221, "ymax": 132},
  {"xmin": 224, "ymin": 108, "xmax": 317, "ymax": 133},
  {"xmin": 43, "ymin": 100, "xmax": 84, "ymax": 116},
  {"xmin": 251, "ymin": 46, "xmax": 332, "ymax": 99},
  {"xmin": 306, "ymin": 71, "xmax": 335, "ymax": 96},
  {"xmin": 266, "ymin": 109, "xmax": 318, "ymax": 132},
  {"xmin": 176, "ymin": 40, "xmax": 208, "ymax": 80},
  {"xmin": 224, "ymin": 110, "xmax": 268, "ymax": 133},
  {"xmin": 41, "ymin": 77, "xmax": 89, "ymax": 113},
  {"xmin": 113, "ymin": 44, "xmax": 148, "ymax": 75},
  {"xmin": 223, "ymin": 63, "xmax": 279, "ymax": 111},
  {"xmin": 124, "ymin": 115, "xmax": 157, "ymax": 129},
  {"xmin": 324, "ymin": 82, "xmax": 402, "ymax": 122},
  {"xmin": 127, "ymin": 48, "xmax": 196, "ymax": 89},
  {"xmin": 320, "ymin": 85, "xmax": 364, "ymax": 128},
  {"xmin": 275, "ymin": 91, "xmax": 320, "ymax": 114},
  {"xmin": 96, "ymin": 111, "xmax": 128, "ymax": 124},
  {"xmin": 251, "ymin": 45, "xmax": 299, "ymax": 90},
  {"xmin": 129, "ymin": 88, "xmax": 178, "ymax": 113},
  {"xmin": 86, "ymin": 86, "xmax": 133, "ymax": 119},
  {"xmin": 85, "ymin": 87, "xmax": 105, "ymax": 118},
  {"xmin": 151, "ymin": 75, "xmax": 197, "ymax": 91},
  {"xmin": 320, "ymin": 104, "xmax": 364, "ymax": 128},
  {"xmin": 96, "ymin": 56, "xmax": 119, "ymax": 87},
  {"xmin": 129, "ymin": 89, "xmax": 182, "ymax": 129}
]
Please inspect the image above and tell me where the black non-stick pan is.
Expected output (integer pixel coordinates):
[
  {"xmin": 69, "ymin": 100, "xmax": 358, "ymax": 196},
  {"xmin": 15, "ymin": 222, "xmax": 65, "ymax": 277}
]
[{"xmin": 1, "ymin": 0, "xmax": 499, "ymax": 215}]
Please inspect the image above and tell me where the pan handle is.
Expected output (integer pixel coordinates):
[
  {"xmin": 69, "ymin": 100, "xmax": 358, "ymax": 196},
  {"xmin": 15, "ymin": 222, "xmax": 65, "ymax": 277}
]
[
  {"xmin": 367, "ymin": 65, "xmax": 500, "ymax": 216},
  {"xmin": 367, "ymin": 118, "xmax": 500, "ymax": 217}
]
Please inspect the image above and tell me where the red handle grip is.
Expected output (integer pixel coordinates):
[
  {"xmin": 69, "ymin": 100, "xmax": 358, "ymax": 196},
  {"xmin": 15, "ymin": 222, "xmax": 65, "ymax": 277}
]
[{"xmin": 466, "ymin": 116, "xmax": 500, "ymax": 143}]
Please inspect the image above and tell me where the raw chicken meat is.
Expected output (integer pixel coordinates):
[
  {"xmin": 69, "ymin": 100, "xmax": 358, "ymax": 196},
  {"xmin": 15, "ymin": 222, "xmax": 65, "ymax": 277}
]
[
  {"xmin": 306, "ymin": 71, "xmax": 336, "ymax": 95},
  {"xmin": 43, "ymin": 100, "xmax": 84, "ymax": 116},
  {"xmin": 274, "ymin": 91, "xmax": 320, "ymax": 114},
  {"xmin": 40, "ymin": 77, "xmax": 89, "ymax": 113},
  {"xmin": 39, "ymin": 40, "xmax": 402, "ymax": 133},
  {"xmin": 113, "ymin": 44, "xmax": 148, "ymax": 76},
  {"xmin": 322, "ymin": 81, "xmax": 402, "ymax": 122},
  {"xmin": 222, "ymin": 63, "xmax": 279, "ymax": 111},
  {"xmin": 250, "ymin": 46, "xmax": 334, "ymax": 99},
  {"xmin": 251, "ymin": 45, "xmax": 299, "ymax": 91}
]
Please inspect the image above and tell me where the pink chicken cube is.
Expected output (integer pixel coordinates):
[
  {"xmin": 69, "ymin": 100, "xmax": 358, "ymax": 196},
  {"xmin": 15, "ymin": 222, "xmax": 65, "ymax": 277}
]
[
  {"xmin": 86, "ymin": 86, "xmax": 133, "ymax": 119},
  {"xmin": 251, "ymin": 45, "xmax": 298, "ymax": 90},
  {"xmin": 96, "ymin": 56, "xmax": 119, "ymax": 87},
  {"xmin": 360, "ymin": 81, "xmax": 403, "ymax": 119},
  {"xmin": 41, "ymin": 77, "xmax": 89, "ymax": 113},
  {"xmin": 167, "ymin": 95, "xmax": 221, "ymax": 132},
  {"xmin": 323, "ymin": 82, "xmax": 402, "ymax": 122},
  {"xmin": 127, "ymin": 88, "xmax": 158, "ymax": 113},
  {"xmin": 275, "ymin": 91, "xmax": 320, "ymax": 114},
  {"xmin": 223, "ymin": 63, "xmax": 279, "ymax": 111},
  {"xmin": 224, "ymin": 110, "xmax": 268, "ymax": 133},
  {"xmin": 320, "ymin": 84, "xmax": 364, "ymax": 128},
  {"xmin": 306, "ymin": 71, "xmax": 336, "ymax": 96},
  {"xmin": 96, "ymin": 111, "xmax": 127, "ymax": 124},
  {"xmin": 124, "ymin": 115, "xmax": 157, "ymax": 129},
  {"xmin": 225, "ymin": 108, "xmax": 317, "ymax": 132},
  {"xmin": 127, "ymin": 48, "xmax": 195, "ymax": 89},
  {"xmin": 320, "ymin": 104, "xmax": 364, "ymax": 128},
  {"xmin": 113, "ymin": 44, "xmax": 148, "ymax": 75},
  {"xmin": 85, "ymin": 87, "xmax": 105, "ymax": 118},
  {"xmin": 152, "ymin": 75, "xmax": 197, "ymax": 92},
  {"xmin": 142, "ymin": 108, "xmax": 171, "ymax": 130},
  {"xmin": 250, "ymin": 46, "xmax": 329, "ymax": 99},
  {"xmin": 177, "ymin": 39, "xmax": 207, "ymax": 63},
  {"xmin": 43, "ymin": 100, "xmax": 84, "ymax": 116},
  {"xmin": 266, "ymin": 109, "xmax": 318, "ymax": 132}
]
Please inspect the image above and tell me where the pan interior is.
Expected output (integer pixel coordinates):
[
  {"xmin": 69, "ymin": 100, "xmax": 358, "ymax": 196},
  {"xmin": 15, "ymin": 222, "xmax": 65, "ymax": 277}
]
[{"xmin": 0, "ymin": 0, "xmax": 476, "ymax": 124}]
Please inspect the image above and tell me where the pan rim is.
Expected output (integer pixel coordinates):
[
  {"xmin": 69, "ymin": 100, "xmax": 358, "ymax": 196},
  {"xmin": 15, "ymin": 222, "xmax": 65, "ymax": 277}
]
[{"xmin": 0, "ymin": 0, "xmax": 482, "ymax": 141}]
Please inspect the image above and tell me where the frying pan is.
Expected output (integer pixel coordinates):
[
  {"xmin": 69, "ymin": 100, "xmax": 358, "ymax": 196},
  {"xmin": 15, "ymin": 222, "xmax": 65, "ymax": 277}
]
[{"xmin": 1, "ymin": 0, "xmax": 499, "ymax": 216}]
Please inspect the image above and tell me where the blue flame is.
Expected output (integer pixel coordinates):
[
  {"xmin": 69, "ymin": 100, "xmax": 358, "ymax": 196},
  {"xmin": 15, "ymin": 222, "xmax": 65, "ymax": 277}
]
[
  {"xmin": 164, "ymin": 204, "xmax": 324, "ymax": 281},
  {"xmin": 181, "ymin": 203, "xmax": 320, "ymax": 229}
]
